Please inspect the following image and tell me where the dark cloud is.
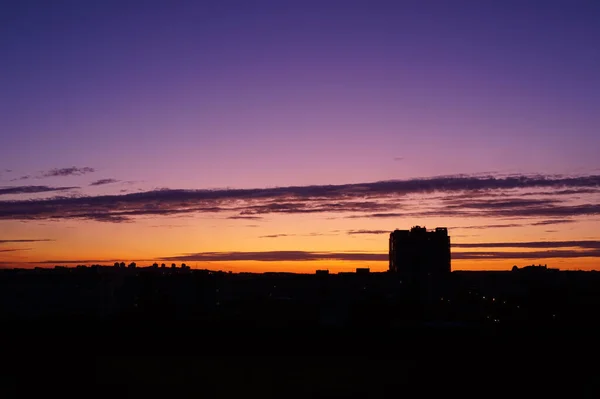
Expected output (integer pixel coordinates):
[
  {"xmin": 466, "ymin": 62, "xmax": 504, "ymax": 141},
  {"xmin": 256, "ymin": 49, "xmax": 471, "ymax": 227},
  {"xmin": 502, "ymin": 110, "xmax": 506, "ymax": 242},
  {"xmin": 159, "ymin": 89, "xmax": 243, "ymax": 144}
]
[
  {"xmin": 0, "ymin": 173, "xmax": 598, "ymax": 222},
  {"xmin": 444, "ymin": 198, "xmax": 561, "ymax": 209},
  {"xmin": 239, "ymin": 200, "xmax": 393, "ymax": 215},
  {"xmin": 349, "ymin": 213, "xmax": 404, "ymax": 219},
  {"xmin": 407, "ymin": 188, "xmax": 600, "ymax": 203},
  {"xmin": 148, "ymin": 224, "xmax": 187, "ymax": 229},
  {"xmin": 448, "ymin": 224, "xmax": 524, "ymax": 230},
  {"xmin": 161, "ymin": 251, "xmax": 388, "ymax": 262},
  {"xmin": 356, "ymin": 204, "xmax": 600, "ymax": 220},
  {"xmin": 453, "ymin": 250, "xmax": 600, "ymax": 259},
  {"xmin": 227, "ymin": 215, "xmax": 264, "ymax": 220},
  {"xmin": 10, "ymin": 175, "xmax": 31, "ymax": 181},
  {"xmin": 447, "ymin": 220, "xmax": 576, "ymax": 230},
  {"xmin": 453, "ymin": 240, "xmax": 600, "ymax": 249},
  {"xmin": 43, "ymin": 167, "xmax": 95, "ymax": 177},
  {"xmin": 0, "ymin": 239, "xmax": 53, "ymax": 244},
  {"xmin": 259, "ymin": 232, "xmax": 334, "ymax": 238},
  {"xmin": 530, "ymin": 219, "xmax": 576, "ymax": 226},
  {"xmin": 520, "ymin": 188, "xmax": 600, "ymax": 196},
  {"xmin": 0, "ymin": 248, "xmax": 32, "ymax": 253},
  {"xmin": 393, "ymin": 157, "xmax": 404, "ymax": 161},
  {"xmin": 90, "ymin": 178, "xmax": 119, "ymax": 186},
  {"xmin": 494, "ymin": 204, "xmax": 600, "ymax": 218},
  {"xmin": 0, "ymin": 185, "xmax": 79, "ymax": 196},
  {"xmin": 160, "ymin": 246, "xmax": 600, "ymax": 263},
  {"xmin": 259, "ymin": 234, "xmax": 293, "ymax": 238},
  {"xmin": 347, "ymin": 230, "xmax": 390, "ymax": 235}
]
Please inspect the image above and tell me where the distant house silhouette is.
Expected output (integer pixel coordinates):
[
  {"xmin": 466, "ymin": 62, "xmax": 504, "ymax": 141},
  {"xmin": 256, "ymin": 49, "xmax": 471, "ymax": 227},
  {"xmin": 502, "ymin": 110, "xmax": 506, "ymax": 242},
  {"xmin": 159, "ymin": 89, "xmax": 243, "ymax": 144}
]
[
  {"xmin": 389, "ymin": 226, "xmax": 451, "ymax": 274},
  {"xmin": 512, "ymin": 264, "xmax": 558, "ymax": 273}
]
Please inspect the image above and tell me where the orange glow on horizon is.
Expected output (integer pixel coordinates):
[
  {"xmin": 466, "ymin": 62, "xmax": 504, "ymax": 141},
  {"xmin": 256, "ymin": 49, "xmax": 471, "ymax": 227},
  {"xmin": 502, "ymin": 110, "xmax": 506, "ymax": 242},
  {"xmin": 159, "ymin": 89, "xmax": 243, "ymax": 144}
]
[
  {"xmin": 2, "ymin": 213, "xmax": 600, "ymax": 272},
  {"xmin": 4, "ymin": 258, "xmax": 600, "ymax": 272}
]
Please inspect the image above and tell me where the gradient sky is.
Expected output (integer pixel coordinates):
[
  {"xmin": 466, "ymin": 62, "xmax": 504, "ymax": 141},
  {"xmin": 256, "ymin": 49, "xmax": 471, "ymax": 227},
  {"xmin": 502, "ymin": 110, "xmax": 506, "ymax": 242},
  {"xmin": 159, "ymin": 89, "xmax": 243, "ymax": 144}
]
[{"xmin": 1, "ymin": 0, "xmax": 600, "ymax": 272}]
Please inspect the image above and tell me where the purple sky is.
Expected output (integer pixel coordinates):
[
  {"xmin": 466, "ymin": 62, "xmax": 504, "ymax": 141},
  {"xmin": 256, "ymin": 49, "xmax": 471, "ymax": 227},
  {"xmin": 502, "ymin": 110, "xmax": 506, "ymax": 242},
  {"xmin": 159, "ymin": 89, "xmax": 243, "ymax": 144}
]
[
  {"xmin": 1, "ymin": 1, "xmax": 600, "ymax": 270},
  {"xmin": 2, "ymin": 0, "xmax": 599, "ymax": 189}
]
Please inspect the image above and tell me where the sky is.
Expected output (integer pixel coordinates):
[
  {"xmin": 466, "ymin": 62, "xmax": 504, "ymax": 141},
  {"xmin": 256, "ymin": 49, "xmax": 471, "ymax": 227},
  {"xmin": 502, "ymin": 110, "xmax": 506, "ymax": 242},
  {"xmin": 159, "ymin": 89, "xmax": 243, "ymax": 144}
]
[{"xmin": 1, "ymin": 0, "xmax": 600, "ymax": 272}]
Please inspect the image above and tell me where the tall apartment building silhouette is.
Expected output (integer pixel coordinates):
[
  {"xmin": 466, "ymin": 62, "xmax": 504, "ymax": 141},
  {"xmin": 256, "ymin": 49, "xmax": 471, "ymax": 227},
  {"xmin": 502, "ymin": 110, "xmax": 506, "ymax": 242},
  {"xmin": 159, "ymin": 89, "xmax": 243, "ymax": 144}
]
[{"xmin": 389, "ymin": 226, "xmax": 451, "ymax": 274}]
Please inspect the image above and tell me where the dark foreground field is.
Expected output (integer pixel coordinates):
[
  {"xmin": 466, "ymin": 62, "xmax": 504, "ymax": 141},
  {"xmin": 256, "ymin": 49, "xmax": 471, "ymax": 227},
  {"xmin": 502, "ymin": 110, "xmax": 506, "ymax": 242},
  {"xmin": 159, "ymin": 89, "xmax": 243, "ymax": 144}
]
[
  {"xmin": 2, "ymin": 322, "xmax": 599, "ymax": 399},
  {"xmin": 2, "ymin": 268, "xmax": 600, "ymax": 397}
]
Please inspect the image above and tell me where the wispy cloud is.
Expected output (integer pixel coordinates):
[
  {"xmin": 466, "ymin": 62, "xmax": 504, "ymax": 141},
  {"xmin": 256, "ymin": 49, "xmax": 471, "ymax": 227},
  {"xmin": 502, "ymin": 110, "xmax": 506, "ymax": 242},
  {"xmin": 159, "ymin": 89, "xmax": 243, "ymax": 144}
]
[
  {"xmin": 347, "ymin": 230, "xmax": 389, "ymax": 235},
  {"xmin": 11, "ymin": 167, "xmax": 96, "ymax": 181},
  {"xmin": 347, "ymin": 213, "xmax": 403, "ymax": 219},
  {"xmin": 161, "ymin": 251, "xmax": 387, "ymax": 262},
  {"xmin": 159, "ymin": 241, "xmax": 600, "ymax": 263},
  {"xmin": 10, "ymin": 175, "xmax": 31, "ymax": 182},
  {"xmin": 454, "ymin": 250, "xmax": 600, "ymax": 259},
  {"xmin": 0, "ymin": 248, "xmax": 32, "ymax": 253},
  {"xmin": 448, "ymin": 223, "xmax": 524, "ymax": 230},
  {"xmin": 148, "ymin": 224, "xmax": 187, "ymax": 229},
  {"xmin": 0, "ymin": 185, "xmax": 79, "ymax": 196},
  {"xmin": 43, "ymin": 167, "xmax": 95, "ymax": 178},
  {"xmin": 448, "ymin": 220, "xmax": 576, "ymax": 230},
  {"xmin": 0, "ymin": 239, "xmax": 53, "ymax": 244},
  {"xmin": 444, "ymin": 198, "xmax": 561, "ymax": 209},
  {"xmin": 259, "ymin": 234, "xmax": 293, "ymax": 238},
  {"xmin": 354, "ymin": 204, "xmax": 600, "ymax": 220},
  {"xmin": 451, "ymin": 240, "xmax": 600, "ymax": 260},
  {"xmin": 258, "ymin": 232, "xmax": 333, "ymax": 238},
  {"xmin": 520, "ymin": 188, "xmax": 600, "ymax": 196},
  {"xmin": 453, "ymin": 240, "xmax": 600, "ymax": 249},
  {"xmin": 530, "ymin": 219, "xmax": 576, "ymax": 226},
  {"xmin": 0, "ymin": 173, "xmax": 598, "ymax": 222},
  {"xmin": 90, "ymin": 178, "xmax": 119, "ymax": 186}
]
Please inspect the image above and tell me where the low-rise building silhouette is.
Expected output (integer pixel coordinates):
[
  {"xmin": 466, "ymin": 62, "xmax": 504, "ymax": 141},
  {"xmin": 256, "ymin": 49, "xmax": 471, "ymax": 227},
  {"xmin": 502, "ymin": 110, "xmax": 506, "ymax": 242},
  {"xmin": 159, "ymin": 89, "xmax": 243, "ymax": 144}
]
[{"xmin": 389, "ymin": 226, "xmax": 451, "ymax": 274}]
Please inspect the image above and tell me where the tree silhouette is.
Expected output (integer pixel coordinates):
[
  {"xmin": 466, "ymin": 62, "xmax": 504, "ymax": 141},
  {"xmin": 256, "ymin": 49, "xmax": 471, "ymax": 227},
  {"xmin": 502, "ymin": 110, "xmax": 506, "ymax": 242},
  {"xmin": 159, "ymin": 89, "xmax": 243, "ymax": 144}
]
[
  {"xmin": 161, "ymin": 263, "xmax": 166, "ymax": 268},
  {"xmin": 128, "ymin": 262, "xmax": 136, "ymax": 269},
  {"xmin": 114, "ymin": 262, "xmax": 119, "ymax": 268},
  {"xmin": 171, "ymin": 263, "xmax": 176, "ymax": 269},
  {"xmin": 152, "ymin": 262, "xmax": 159, "ymax": 268},
  {"xmin": 119, "ymin": 262, "xmax": 125, "ymax": 268}
]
